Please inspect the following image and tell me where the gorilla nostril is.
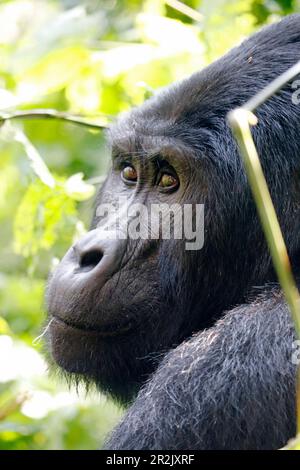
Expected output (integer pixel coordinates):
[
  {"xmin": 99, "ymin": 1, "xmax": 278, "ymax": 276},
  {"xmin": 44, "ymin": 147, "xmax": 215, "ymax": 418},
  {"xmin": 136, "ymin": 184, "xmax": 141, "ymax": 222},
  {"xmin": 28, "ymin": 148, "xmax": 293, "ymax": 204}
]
[{"xmin": 79, "ymin": 250, "xmax": 103, "ymax": 271}]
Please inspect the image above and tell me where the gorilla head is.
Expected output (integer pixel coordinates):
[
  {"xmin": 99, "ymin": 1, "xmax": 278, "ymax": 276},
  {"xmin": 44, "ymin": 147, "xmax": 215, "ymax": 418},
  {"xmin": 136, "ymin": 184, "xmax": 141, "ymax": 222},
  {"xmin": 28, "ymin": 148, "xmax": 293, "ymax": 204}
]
[{"xmin": 46, "ymin": 15, "xmax": 300, "ymax": 405}]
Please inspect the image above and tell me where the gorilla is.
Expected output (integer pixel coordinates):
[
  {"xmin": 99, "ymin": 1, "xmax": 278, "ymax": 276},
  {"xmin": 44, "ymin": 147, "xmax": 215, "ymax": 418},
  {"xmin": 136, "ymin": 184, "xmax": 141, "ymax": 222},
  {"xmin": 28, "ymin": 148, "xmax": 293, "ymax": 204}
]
[{"xmin": 46, "ymin": 15, "xmax": 300, "ymax": 449}]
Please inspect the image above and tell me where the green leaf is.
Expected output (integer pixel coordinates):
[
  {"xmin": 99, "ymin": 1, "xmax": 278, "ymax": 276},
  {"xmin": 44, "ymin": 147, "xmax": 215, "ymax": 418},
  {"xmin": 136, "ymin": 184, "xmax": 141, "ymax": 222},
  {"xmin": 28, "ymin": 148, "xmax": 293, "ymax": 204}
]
[
  {"xmin": 14, "ymin": 129, "xmax": 55, "ymax": 188},
  {"xmin": 0, "ymin": 123, "xmax": 55, "ymax": 187},
  {"xmin": 64, "ymin": 172, "xmax": 95, "ymax": 201},
  {"xmin": 16, "ymin": 46, "xmax": 90, "ymax": 100},
  {"xmin": 13, "ymin": 178, "xmax": 77, "ymax": 257}
]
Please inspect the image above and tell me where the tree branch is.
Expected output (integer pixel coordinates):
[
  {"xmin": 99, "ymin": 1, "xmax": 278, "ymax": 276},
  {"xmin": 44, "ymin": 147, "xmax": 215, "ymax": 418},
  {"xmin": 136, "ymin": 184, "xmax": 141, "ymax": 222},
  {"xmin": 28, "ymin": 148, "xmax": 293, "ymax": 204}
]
[{"xmin": 0, "ymin": 109, "xmax": 109, "ymax": 130}]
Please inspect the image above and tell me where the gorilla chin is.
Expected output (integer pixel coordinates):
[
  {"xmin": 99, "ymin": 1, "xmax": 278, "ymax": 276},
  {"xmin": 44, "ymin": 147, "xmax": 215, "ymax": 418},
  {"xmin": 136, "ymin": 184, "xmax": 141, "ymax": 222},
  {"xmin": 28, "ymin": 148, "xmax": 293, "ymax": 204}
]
[
  {"xmin": 49, "ymin": 316, "xmax": 104, "ymax": 373},
  {"xmin": 48, "ymin": 314, "xmax": 150, "ymax": 403}
]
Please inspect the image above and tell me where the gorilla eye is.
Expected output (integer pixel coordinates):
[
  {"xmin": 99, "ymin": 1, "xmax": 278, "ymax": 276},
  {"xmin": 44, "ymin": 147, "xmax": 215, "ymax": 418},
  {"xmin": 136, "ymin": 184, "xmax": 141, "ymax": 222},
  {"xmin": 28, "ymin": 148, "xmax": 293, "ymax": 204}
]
[
  {"xmin": 121, "ymin": 165, "xmax": 137, "ymax": 184},
  {"xmin": 158, "ymin": 173, "xmax": 179, "ymax": 190}
]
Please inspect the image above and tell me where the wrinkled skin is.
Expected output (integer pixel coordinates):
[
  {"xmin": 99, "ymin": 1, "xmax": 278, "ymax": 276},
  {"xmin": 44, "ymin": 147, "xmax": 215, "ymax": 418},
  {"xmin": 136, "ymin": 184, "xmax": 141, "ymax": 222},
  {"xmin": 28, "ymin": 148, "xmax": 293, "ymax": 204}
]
[{"xmin": 47, "ymin": 15, "xmax": 300, "ymax": 448}]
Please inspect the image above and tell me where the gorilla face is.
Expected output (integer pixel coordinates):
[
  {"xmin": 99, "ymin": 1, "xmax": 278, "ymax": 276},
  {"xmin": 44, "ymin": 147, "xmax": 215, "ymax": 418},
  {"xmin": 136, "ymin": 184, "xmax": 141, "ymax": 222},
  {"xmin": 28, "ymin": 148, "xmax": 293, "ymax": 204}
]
[
  {"xmin": 47, "ymin": 121, "xmax": 206, "ymax": 402},
  {"xmin": 46, "ymin": 48, "xmax": 284, "ymax": 403}
]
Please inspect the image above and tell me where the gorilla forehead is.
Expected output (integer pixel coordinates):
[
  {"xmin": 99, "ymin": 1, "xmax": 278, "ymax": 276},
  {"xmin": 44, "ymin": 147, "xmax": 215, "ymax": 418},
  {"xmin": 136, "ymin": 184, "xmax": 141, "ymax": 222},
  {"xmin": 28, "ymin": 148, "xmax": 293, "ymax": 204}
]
[
  {"xmin": 107, "ymin": 76, "xmax": 230, "ymax": 167},
  {"xmin": 108, "ymin": 75, "xmax": 227, "ymax": 148}
]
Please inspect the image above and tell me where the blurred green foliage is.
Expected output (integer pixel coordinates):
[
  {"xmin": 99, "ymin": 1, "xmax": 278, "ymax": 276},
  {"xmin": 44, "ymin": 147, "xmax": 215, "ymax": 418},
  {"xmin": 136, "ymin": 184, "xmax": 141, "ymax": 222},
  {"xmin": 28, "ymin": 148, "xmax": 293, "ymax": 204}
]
[{"xmin": 0, "ymin": 0, "xmax": 299, "ymax": 450}]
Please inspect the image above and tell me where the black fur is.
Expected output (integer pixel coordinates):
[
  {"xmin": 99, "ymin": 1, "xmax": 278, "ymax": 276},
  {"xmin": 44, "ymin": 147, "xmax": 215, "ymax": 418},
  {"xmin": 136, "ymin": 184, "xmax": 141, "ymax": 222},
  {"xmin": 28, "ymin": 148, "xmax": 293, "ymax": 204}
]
[
  {"xmin": 47, "ymin": 15, "xmax": 300, "ymax": 449},
  {"xmin": 106, "ymin": 289, "xmax": 296, "ymax": 449}
]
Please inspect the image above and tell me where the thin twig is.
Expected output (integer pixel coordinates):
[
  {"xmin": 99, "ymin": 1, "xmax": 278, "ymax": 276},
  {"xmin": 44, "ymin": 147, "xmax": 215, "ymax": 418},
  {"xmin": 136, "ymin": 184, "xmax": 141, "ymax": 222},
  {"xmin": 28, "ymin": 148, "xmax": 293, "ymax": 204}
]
[
  {"xmin": 228, "ymin": 108, "xmax": 300, "ymax": 338},
  {"xmin": 165, "ymin": 0, "xmax": 203, "ymax": 22},
  {"xmin": 0, "ymin": 109, "xmax": 109, "ymax": 130},
  {"xmin": 229, "ymin": 61, "xmax": 300, "ymax": 440},
  {"xmin": 245, "ymin": 60, "xmax": 300, "ymax": 112},
  {"xmin": 228, "ymin": 106, "xmax": 300, "ymax": 435}
]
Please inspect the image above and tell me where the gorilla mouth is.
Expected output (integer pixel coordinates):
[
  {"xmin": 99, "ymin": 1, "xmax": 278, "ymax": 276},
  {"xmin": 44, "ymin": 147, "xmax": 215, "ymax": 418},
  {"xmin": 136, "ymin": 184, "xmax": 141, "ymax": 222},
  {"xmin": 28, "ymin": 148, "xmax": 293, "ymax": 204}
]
[{"xmin": 50, "ymin": 315, "xmax": 134, "ymax": 338}]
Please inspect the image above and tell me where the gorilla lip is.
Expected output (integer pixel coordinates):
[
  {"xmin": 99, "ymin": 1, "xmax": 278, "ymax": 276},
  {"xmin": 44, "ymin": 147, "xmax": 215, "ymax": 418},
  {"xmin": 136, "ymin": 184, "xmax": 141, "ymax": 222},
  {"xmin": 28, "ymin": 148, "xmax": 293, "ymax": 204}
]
[{"xmin": 50, "ymin": 315, "xmax": 134, "ymax": 338}]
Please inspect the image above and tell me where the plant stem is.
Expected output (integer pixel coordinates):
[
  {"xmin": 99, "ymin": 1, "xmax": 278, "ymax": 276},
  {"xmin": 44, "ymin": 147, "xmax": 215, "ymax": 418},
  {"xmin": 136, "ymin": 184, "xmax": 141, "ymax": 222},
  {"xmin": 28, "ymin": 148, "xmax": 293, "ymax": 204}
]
[{"xmin": 228, "ymin": 107, "xmax": 300, "ymax": 435}]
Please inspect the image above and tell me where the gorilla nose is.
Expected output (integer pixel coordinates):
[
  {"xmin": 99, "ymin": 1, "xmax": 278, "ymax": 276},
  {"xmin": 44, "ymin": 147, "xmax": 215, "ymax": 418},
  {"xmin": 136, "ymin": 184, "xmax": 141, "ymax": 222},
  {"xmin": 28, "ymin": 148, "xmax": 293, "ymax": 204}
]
[
  {"xmin": 73, "ymin": 229, "xmax": 124, "ymax": 278},
  {"xmin": 79, "ymin": 249, "xmax": 103, "ymax": 271},
  {"xmin": 76, "ymin": 236, "xmax": 104, "ymax": 272},
  {"xmin": 49, "ymin": 229, "xmax": 126, "ymax": 297}
]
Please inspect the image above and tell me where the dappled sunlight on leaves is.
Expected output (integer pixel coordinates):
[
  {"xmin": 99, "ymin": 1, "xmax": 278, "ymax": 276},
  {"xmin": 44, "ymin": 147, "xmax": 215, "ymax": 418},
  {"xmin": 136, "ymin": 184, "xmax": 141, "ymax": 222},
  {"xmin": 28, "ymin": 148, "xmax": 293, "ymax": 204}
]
[{"xmin": 13, "ymin": 178, "xmax": 77, "ymax": 257}]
